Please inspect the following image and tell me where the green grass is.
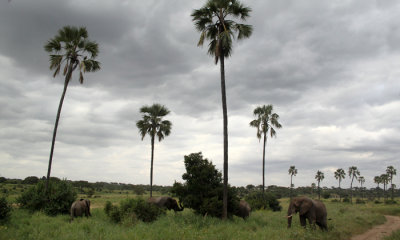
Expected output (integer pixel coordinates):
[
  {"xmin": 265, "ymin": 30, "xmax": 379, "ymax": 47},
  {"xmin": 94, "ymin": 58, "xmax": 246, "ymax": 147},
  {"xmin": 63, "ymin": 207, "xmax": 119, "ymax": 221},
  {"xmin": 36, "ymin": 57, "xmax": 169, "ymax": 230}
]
[{"xmin": 1, "ymin": 195, "xmax": 400, "ymax": 240}]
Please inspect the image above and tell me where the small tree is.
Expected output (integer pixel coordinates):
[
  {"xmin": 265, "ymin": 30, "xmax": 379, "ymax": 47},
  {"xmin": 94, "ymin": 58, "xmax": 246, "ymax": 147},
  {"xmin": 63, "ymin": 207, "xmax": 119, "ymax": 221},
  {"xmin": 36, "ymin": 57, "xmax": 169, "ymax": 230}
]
[
  {"xmin": 386, "ymin": 166, "xmax": 397, "ymax": 201},
  {"xmin": 374, "ymin": 175, "xmax": 382, "ymax": 200},
  {"xmin": 380, "ymin": 173, "xmax": 389, "ymax": 201},
  {"xmin": 358, "ymin": 176, "xmax": 365, "ymax": 199},
  {"xmin": 171, "ymin": 152, "xmax": 240, "ymax": 218},
  {"xmin": 348, "ymin": 166, "xmax": 360, "ymax": 204},
  {"xmin": 136, "ymin": 104, "xmax": 172, "ymax": 197},
  {"xmin": 315, "ymin": 170, "xmax": 324, "ymax": 200},
  {"xmin": 334, "ymin": 168, "xmax": 346, "ymax": 201},
  {"xmin": 288, "ymin": 166, "xmax": 297, "ymax": 200}
]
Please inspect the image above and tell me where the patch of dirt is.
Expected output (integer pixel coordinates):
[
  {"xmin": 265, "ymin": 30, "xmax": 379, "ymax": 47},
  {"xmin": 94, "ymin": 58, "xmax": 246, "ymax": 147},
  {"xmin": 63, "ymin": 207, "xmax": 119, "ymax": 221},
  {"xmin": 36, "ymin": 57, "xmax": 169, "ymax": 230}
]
[{"xmin": 351, "ymin": 215, "xmax": 400, "ymax": 240}]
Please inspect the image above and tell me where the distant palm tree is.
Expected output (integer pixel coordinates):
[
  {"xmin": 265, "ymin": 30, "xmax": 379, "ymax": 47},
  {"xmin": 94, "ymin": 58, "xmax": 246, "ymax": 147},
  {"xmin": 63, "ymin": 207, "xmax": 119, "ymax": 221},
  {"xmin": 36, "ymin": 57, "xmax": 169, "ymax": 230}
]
[
  {"xmin": 386, "ymin": 166, "xmax": 397, "ymax": 201},
  {"xmin": 192, "ymin": 0, "xmax": 253, "ymax": 220},
  {"xmin": 348, "ymin": 166, "xmax": 360, "ymax": 203},
  {"xmin": 374, "ymin": 175, "xmax": 382, "ymax": 200},
  {"xmin": 288, "ymin": 166, "xmax": 297, "ymax": 200},
  {"xmin": 358, "ymin": 176, "xmax": 365, "ymax": 199},
  {"xmin": 136, "ymin": 104, "xmax": 172, "ymax": 197},
  {"xmin": 315, "ymin": 170, "xmax": 324, "ymax": 200},
  {"xmin": 380, "ymin": 173, "xmax": 389, "ymax": 201},
  {"xmin": 334, "ymin": 168, "xmax": 346, "ymax": 201},
  {"xmin": 250, "ymin": 105, "xmax": 282, "ymax": 198},
  {"xmin": 44, "ymin": 26, "xmax": 100, "ymax": 192}
]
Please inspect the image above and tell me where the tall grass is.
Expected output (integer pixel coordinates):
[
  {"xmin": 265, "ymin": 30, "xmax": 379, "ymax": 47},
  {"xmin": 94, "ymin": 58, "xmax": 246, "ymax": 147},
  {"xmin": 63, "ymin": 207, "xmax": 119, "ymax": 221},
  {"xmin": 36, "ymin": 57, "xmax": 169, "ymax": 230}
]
[{"xmin": 0, "ymin": 197, "xmax": 398, "ymax": 240}]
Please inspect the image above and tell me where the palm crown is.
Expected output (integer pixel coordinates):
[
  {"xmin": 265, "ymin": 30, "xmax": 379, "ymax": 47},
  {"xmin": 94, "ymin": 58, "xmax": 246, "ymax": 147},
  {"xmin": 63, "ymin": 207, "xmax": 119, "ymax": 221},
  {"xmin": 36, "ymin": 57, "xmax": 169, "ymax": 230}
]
[
  {"xmin": 250, "ymin": 105, "xmax": 282, "ymax": 140},
  {"xmin": 192, "ymin": 0, "xmax": 253, "ymax": 64},
  {"xmin": 44, "ymin": 26, "xmax": 100, "ymax": 83},
  {"xmin": 136, "ymin": 104, "xmax": 172, "ymax": 141}
]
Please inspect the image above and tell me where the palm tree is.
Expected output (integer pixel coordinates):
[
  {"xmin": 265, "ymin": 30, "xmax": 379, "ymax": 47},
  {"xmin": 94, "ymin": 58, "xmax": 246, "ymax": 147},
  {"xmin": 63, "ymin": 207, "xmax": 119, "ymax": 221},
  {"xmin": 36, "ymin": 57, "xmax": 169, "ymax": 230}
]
[
  {"xmin": 348, "ymin": 166, "xmax": 360, "ymax": 203},
  {"xmin": 250, "ymin": 105, "xmax": 282, "ymax": 197},
  {"xmin": 358, "ymin": 176, "xmax": 365, "ymax": 199},
  {"xmin": 374, "ymin": 175, "xmax": 382, "ymax": 200},
  {"xmin": 386, "ymin": 166, "xmax": 397, "ymax": 201},
  {"xmin": 288, "ymin": 166, "xmax": 297, "ymax": 200},
  {"xmin": 380, "ymin": 173, "xmax": 389, "ymax": 201},
  {"xmin": 334, "ymin": 168, "xmax": 346, "ymax": 201},
  {"xmin": 192, "ymin": 0, "xmax": 253, "ymax": 220},
  {"xmin": 136, "ymin": 104, "xmax": 172, "ymax": 197},
  {"xmin": 44, "ymin": 26, "xmax": 100, "ymax": 192},
  {"xmin": 315, "ymin": 170, "xmax": 324, "ymax": 200}
]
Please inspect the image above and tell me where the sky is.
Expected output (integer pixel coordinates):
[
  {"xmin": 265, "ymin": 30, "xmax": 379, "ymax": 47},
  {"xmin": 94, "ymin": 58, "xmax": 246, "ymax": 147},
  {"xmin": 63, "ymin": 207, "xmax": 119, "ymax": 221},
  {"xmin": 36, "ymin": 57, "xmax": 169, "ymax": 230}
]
[{"xmin": 0, "ymin": 0, "xmax": 399, "ymax": 189}]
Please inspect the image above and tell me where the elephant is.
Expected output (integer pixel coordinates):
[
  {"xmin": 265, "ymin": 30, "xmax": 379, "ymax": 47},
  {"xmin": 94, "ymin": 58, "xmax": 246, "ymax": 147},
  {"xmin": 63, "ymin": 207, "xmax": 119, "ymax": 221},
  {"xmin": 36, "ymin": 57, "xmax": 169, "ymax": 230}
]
[
  {"xmin": 235, "ymin": 200, "xmax": 251, "ymax": 219},
  {"xmin": 287, "ymin": 197, "xmax": 327, "ymax": 230},
  {"xmin": 147, "ymin": 196, "xmax": 184, "ymax": 212},
  {"xmin": 70, "ymin": 199, "xmax": 91, "ymax": 220}
]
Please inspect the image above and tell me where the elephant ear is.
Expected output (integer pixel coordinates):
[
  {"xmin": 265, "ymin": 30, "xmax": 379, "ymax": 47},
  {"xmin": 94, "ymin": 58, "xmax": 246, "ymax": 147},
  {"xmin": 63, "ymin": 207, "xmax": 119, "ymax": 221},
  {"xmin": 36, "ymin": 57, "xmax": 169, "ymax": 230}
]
[
  {"xmin": 166, "ymin": 198, "xmax": 174, "ymax": 209},
  {"xmin": 299, "ymin": 198, "xmax": 313, "ymax": 215}
]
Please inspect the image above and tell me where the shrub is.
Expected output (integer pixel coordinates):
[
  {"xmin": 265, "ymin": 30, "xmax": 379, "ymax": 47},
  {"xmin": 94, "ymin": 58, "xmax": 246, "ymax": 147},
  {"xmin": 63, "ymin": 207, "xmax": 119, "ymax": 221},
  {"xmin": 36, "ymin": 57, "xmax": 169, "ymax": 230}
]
[
  {"xmin": 322, "ymin": 192, "xmax": 331, "ymax": 199},
  {"xmin": 342, "ymin": 197, "xmax": 350, "ymax": 203},
  {"xmin": 385, "ymin": 199, "xmax": 397, "ymax": 204},
  {"xmin": 355, "ymin": 198, "xmax": 366, "ymax": 204},
  {"xmin": 374, "ymin": 200, "xmax": 382, "ymax": 204},
  {"xmin": 17, "ymin": 180, "xmax": 76, "ymax": 216},
  {"xmin": 105, "ymin": 198, "xmax": 165, "ymax": 223},
  {"xmin": 245, "ymin": 191, "xmax": 281, "ymax": 211},
  {"xmin": 171, "ymin": 152, "xmax": 240, "ymax": 218},
  {"xmin": 0, "ymin": 197, "xmax": 12, "ymax": 224}
]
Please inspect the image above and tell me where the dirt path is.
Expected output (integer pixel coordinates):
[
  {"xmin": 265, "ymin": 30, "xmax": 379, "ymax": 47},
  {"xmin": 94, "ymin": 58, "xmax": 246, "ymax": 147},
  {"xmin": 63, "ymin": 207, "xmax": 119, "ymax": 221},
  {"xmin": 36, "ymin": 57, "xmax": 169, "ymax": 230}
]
[{"xmin": 351, "ymin": 215, "xmax": 400, "ymax": 240}]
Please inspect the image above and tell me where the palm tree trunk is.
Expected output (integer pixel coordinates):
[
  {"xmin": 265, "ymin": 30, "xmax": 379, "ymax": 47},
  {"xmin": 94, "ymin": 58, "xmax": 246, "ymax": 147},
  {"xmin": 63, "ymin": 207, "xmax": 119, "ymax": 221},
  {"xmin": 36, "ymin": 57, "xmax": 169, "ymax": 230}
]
[
  {"xmin": 262, "ymin": 133, "xmax": 267, "ymax": 198},
  {"xmin": 339, "ymin": 180, "xmax": 341, "ymax": 202},
  {"xmin": 350, "ymin": 176, "xmax": 354, "ymax": 204},
  {"xmin": 150, "ymin": 135, "xmax": 155, "ymax": 197},
  {"xmin": 45, "ymin": 64, "xmax": 73, "ymax": 193},
  {"xmin": 290, "ymin": 175, "xmax": 293, "ymax": 200},
  {"xmin": 318, "ymin": 181, "xmax": 320, "ymax": 200},
  {"xmin": 391, "ymin": 179, "xmax": 394, "ymax": 201},
  {"xmin": 220, "ymin": 53, "xmax": 228, "ymax": 220}
]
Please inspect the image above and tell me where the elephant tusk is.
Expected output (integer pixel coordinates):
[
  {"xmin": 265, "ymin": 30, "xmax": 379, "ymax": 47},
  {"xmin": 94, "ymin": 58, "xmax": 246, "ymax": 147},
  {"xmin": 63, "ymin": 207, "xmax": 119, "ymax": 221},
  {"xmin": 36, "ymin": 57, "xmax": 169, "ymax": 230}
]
[{"xmin": 286, "ymin": 215, "xmax": 293, "ymax": 218}]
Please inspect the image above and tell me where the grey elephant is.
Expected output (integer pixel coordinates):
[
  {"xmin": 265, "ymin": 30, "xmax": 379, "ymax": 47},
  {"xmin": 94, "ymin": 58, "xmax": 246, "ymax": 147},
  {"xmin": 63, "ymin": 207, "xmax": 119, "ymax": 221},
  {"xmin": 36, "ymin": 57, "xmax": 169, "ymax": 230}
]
[
  {"xmin": 147, "ymin": 196, "xmax": 184, "ymax": 212},
  {"xmin": 70, "ymin": 199, "xmax": 91, "ymax": 220},
  {"xmin": 287, "ymin": 196, "xmax": 327, "ymax": 230},
  {"xmin": 235, "ymin": 200, "xmax": 251, "ymax": 219}
]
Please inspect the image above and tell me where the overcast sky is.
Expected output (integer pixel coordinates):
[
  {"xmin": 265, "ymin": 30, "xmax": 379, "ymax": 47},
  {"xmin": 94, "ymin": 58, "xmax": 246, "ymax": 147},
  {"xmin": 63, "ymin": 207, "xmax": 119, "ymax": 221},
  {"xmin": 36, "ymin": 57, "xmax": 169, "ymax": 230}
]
[{"xmin": 0, "ymin": 0, "xmax": 399, "ymax": 189}]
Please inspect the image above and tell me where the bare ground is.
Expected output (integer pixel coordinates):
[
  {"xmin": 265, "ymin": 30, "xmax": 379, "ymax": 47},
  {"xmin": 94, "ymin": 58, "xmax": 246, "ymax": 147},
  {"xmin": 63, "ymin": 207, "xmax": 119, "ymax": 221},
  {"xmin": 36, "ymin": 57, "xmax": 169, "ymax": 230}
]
[{"xmin": 351, "ymin": 215, "xmax": 400, "ymax": 240}]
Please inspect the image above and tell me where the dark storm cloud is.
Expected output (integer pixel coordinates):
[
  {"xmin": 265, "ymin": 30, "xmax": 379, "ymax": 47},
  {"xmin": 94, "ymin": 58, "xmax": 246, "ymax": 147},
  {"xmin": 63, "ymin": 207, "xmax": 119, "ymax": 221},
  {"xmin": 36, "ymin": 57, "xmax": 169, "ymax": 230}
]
[{"xmin": 1, "ymin": 0, "xmax": 399, "ymax": 187}]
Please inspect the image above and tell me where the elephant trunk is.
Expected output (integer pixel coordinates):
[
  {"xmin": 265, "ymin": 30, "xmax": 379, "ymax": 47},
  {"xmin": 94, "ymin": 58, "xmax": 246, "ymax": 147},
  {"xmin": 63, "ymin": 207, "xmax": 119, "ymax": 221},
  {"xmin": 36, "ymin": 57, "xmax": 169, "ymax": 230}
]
[
  {"xmin": 287, "ymin": 203, "xmax": 295, "ymax": 228},
  {"xmin": 287, "ymin": 215, "xmax": 293, "ymax": 228}
]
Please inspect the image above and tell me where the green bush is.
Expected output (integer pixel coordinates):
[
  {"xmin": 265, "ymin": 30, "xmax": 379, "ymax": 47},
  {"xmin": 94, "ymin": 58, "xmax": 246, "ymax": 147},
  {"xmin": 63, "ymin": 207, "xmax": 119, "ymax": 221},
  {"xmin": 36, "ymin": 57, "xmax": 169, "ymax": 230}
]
[
  {"xmin": 105, "ymin": 198, "xmax": 165, "ymax": 223},
  {"xmin": 16, "ymin": 180, "xmax": 76, "ymax": 216},
  {"xmin": 0, "ymin": 197, "xmax": 12, "ymax": 224},
  {"xmin": 385, "ymin": 199, "xmax": 397, "ymax": 204},
  {"xmin": 343, "ymin": 197, "xmax": 350, "ymax": 203},
  {"xmin": 355, "ymin": 198, "xmax": 366, "ymax": 204},
  {"xmin": 245, "ymin": 191, "xmax": 281, "ymax": 211},
  {"xmin": 171, "ymin": 152, "xmax": 240, "ymax": 218}
]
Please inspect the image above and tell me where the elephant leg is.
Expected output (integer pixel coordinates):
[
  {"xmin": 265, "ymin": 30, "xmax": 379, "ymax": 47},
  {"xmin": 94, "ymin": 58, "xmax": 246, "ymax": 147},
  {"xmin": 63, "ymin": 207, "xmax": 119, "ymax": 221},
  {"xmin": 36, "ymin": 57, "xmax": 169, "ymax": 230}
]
[
  {"xmin": 307, "ymin": 216, "xmax": 316, "ymax": 230},
  {"xmin": 300, "ymin": 215, "xmax": 307, "ymax": 227}
]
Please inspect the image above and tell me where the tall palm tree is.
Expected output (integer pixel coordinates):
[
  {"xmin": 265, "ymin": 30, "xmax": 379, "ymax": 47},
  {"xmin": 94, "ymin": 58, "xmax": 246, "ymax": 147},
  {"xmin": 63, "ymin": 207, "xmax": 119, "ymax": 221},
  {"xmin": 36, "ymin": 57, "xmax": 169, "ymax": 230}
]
[
  {"xmin": 315, "ymin": 170, "xmax": 324, "ymax": 200},
  {"xmin": 334, "ymin": 168, "xmax": 346, "ymax": 201},
  {"xmin": 250, "ymin": 105, "xmax": 282, "ymax": 198},
  {"xmin": 192, "ymin": 0, "xmax": 253, "ymax": 220},
  {"xmin": 288, "ymin": 166, "xmax": 297, "ymax": 200},
  {"xmin": 358, "ymin": 176, "xmax": 365, "ymax": 199},
  {"xmin": 136, "ymin": 104, "xmax": 172, "ymax": 197},
  {"xmin": 44, "ymin": 26, "xmax": 100, "ymax": 192},
  {"xmin": 374, "ymin": 175, "xmax": 382, "ymax": 200},
  {"xmin": 380, "ymin": 173, "xmax": 389, "ymax": 201},
  {"xmin": 386, "ymin": 166, "xmax": 397, "ymax": 201},
  {"xmin": 348, "ymin": 166, "xmax": 360, "ymax": 204}
]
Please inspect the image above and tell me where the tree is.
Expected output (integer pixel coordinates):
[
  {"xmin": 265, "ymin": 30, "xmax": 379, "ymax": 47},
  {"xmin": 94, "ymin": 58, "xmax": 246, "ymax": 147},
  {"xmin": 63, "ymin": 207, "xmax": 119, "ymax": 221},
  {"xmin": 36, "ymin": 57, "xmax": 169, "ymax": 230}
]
[
  {"xmin": 192, "ymin": 0, "xmax": 253, "ymax": 220},
  {"xmin": 386, "ymin": 166, "xmax": 397, "ymax": 201},
  {"xmin": 311, "ymin": 183, "xmax": 316, "ymax": 198},
  {"xmin": 136, "ymin": 104, "xmax": 172, "ymax": 197},
  {"xmin": 288, "ymin": 166, "xmax": 297, "ymax": 200},
  {"xmin": 44, "ymin": 26, "xmax": 100, "ymax": 192},
  {"xmin": 315, "ymin": 170, "xmax": 324, "ymax": 200},
  {"xmin": 250, "ymin": 105, "xmax": 282, "ymax": 198},
  {"xmin": 334, "ymin": 168, "xmax": 346, "ymax": 201},
  {"xmin": 374, "ymin": 175, "xmax": 382, "ymax": 200},
  {"xmin": 348, "ymin": 166, "xmax": 360, "ymax": 203},
  {"xmin": 380, "ymin": 173, "xmax": 389, "ymax": 200},
  {"xmin": 171, "ymin": 152, "xmax": 240, "ymax": 218},
  {"xmin": 358, "ymin": 176, "xmax": 365, "ymax": 199}
]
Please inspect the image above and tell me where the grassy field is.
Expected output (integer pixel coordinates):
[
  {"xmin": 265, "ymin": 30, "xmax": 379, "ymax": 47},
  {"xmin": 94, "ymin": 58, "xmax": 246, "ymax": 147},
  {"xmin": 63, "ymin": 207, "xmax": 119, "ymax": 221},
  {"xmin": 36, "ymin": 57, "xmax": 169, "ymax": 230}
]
[{"xmin": 1, "ymin": 189, "xmax": 400, "ymax": 240}]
